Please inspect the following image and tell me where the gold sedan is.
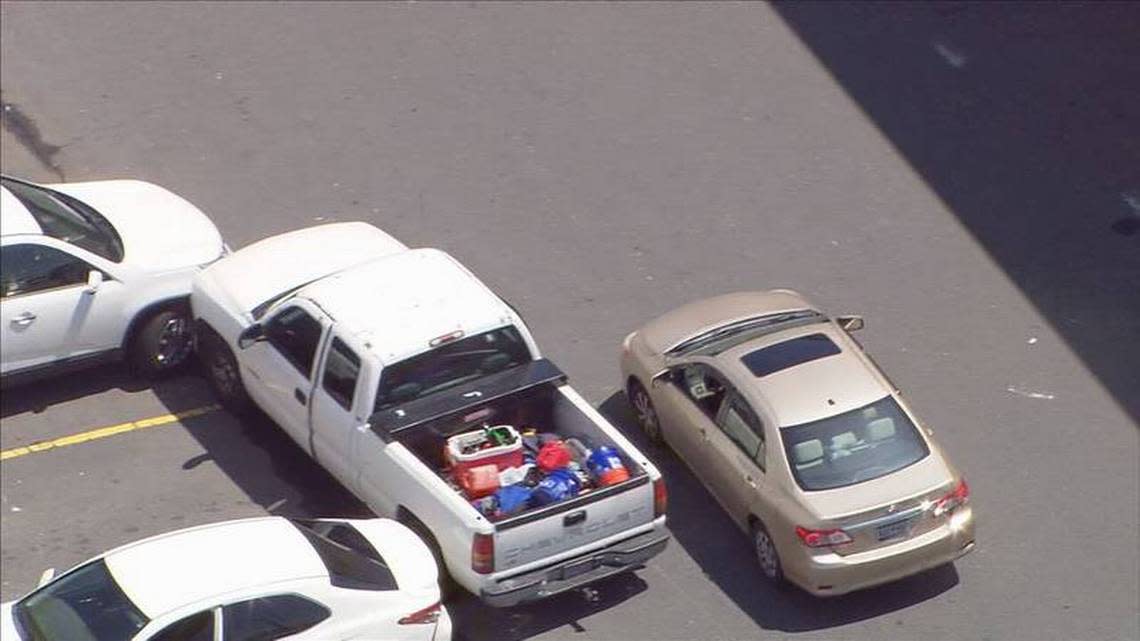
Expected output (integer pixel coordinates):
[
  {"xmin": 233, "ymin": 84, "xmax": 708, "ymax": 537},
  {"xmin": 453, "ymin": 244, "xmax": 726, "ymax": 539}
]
[{"xmin": 620, "ymin": 290, "xmax": 975, "ymax": 596}]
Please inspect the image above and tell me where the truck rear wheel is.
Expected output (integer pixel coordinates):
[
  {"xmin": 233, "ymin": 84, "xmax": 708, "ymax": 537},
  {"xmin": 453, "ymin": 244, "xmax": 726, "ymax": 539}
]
[{"xmin": 197, "ymin": 326, "xmax": 253, "ymax": 415}]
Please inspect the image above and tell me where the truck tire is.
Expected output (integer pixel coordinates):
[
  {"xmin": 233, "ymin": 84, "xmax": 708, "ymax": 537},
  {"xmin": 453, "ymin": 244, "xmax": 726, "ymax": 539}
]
[
  {"xmin": 197, "ymin": 326, "xmax": 253, "ymax": 415},
  {"xmin": 398, "ymin": 509, "xmax": 459, "ymax": 599},
  {"xmin": 128, "ymin": 306, "xmax": 194, "ymax": 379}
]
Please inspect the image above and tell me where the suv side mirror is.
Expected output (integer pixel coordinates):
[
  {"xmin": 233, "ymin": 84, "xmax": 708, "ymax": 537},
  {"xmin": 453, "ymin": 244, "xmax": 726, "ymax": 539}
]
[
  {"xmin": 83, "ymin": 270, "xmax": 103, "ymax": 295},
  {"xmin": 237, "ymin": 323, "xmax": 266, "ymax": 349},
  {"xmin": 837, "ymin": 315, "xmax": 864, "ymax": 332}
]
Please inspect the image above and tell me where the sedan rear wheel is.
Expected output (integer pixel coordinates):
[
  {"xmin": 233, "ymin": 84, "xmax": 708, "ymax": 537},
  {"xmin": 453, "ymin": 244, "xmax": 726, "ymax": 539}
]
[
  {"xmin": 752, "ymin": 522, "xmax": 785, "ymax": 586},
  {"xmin": 627, "ymin": 380, "xmax": 662, "ymax": 444}
]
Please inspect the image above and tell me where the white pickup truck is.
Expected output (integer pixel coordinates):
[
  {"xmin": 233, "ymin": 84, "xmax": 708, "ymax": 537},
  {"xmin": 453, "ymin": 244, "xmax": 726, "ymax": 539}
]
[{"xmin": 189, "ymin": 222, "xmax": 669, "ymax": 607}]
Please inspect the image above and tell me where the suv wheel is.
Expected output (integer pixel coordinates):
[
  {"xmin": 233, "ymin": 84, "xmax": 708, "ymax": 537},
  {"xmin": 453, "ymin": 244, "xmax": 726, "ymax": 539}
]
[{"xmin": 129, "ymin": 308, "xmax": 194, "ymax": 378}]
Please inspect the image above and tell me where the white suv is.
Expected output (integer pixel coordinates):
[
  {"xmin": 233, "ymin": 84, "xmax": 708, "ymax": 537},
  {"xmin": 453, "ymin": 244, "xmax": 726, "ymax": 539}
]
[{"xmin": 0, "ymin": 176, "xmax": 225, "ymax": 384}]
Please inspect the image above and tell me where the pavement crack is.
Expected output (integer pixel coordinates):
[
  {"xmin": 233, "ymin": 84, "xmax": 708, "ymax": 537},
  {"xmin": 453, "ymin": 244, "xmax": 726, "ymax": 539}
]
[{"xmin": 1, "ymin": 94, "xmax": 66, "ymax": 181}]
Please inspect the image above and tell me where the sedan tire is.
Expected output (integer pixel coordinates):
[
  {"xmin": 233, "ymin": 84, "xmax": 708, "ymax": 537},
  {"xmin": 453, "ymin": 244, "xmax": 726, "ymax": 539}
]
[
  {"xmin": 627, "ymin": 379, "xmax": 663, "ymax": 445},
  {"xmin": 751, "ymin": 521, "xmax": 787, "ymax": 587}
]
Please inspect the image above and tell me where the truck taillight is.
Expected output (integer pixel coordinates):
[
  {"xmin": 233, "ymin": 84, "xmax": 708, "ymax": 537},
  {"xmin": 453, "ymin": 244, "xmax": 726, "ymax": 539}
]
[
  {"xmin": 472, "ymin": 532, "xmax": 494, "ymax": 574},
  {"xmin": 653, "ymin": 477, "xmax": 668, "ymax": 518},
  {"xmin": 795, "ymin": 526, "xmax": 853, "ymax": 548},
  {"xmin": 398, "ymin": 601, "xmax": 441, "ymax": 625},
  {"xmin": 934, "ymin": 478, "xmax": 970, "ymax": 516}
]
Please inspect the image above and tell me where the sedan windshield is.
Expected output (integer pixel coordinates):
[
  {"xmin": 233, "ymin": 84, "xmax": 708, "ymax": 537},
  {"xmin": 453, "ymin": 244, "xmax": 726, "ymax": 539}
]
[
  {"xmin": 13, "ymin": 559, "xmax": 148, "ymax": 641},
  {"xmin": 2, "ymin": 178, "xmax": 124, "ymax": 262},
  {"xmin": 375, "ymin": 326, "xmax": 531, "ymax": 410},
  {"xmin": 780, "ymin": 396, "xmax": 929, "ymax": 491}
]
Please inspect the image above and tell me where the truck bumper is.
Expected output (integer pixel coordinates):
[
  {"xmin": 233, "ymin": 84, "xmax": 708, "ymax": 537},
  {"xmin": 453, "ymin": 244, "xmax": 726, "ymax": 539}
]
[{"xmin": 480, "ymin": 528, "xmax": 670, "ymax": 607}]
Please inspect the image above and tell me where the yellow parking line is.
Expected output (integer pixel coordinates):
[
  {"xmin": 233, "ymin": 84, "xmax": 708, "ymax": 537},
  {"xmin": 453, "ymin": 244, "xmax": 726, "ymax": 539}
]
[{"xmin": 0, "ymin": 405, "xmax": 220, "ymax": 461}]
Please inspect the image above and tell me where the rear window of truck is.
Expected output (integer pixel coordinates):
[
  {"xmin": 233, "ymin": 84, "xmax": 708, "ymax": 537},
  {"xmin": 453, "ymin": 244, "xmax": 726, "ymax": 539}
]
[{"xmin": 375, "ymin": 326, "xmax": 531, "ymax": 410}]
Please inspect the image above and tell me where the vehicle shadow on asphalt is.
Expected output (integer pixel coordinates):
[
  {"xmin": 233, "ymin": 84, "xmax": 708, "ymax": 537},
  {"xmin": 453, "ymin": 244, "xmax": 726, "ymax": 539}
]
[
  {"xmin": 597, "ymin": 392, "xmax": 960, "ymax": 633},
  {"xmin": 0, "ymin": 362, "xmax": 152, "ymax": 418},
  {"xmin": 773, "ymin": 2, "xmax": 1140, "ymax": 426}
]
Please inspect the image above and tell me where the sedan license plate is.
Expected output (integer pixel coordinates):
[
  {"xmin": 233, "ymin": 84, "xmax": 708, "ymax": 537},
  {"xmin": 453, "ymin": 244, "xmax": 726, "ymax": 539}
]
[
  {"xmin": 876, "ymin": 516, "xmax": 916, "ymax": 542},
  {"xmin": 561, "ymin": 558, "xmax": 596, "ymax": 580}
]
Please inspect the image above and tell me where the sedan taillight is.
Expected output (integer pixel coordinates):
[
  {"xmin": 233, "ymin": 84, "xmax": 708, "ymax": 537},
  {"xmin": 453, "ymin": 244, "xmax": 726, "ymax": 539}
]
[
  {"xmin": 934, "ymin": 478, "xmax": 970, "ymax": 516},
  {"xmin": 795, "ymin": 526, "xmax": 853, "ymax": 548},
  {"xmin": 398, "ymin": 601, "xmax": 441, "ymax": 625}
]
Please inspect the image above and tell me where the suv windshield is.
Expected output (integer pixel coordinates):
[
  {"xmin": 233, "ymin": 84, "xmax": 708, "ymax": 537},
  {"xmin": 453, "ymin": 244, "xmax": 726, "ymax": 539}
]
[
  {"xmin": 780, "ymin": 396, "xmax": 929, "ymax": 491},
  {"xmin": 2, "ymin": 178, "xmax": 124, "ymax": 262},
  {"xmin": 375, "ymin": 326, "xmax": 531, "ymax": 410},
  {"xmin": 13, "ymin": 559, "xmax": 148, "ymax": 641}
]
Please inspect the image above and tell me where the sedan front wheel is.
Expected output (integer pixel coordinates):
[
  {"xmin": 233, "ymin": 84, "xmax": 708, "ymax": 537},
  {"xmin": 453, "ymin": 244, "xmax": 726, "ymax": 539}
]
[{"xmin": 627, "ymin": 379, "xmax": 663, "ymax": 445}]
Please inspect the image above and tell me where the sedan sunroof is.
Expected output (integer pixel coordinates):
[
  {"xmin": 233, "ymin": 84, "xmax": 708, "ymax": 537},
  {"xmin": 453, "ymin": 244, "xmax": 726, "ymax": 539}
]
[{"xmin": 740, "ymin": 333, "xmax": 841, "ymax": 377}]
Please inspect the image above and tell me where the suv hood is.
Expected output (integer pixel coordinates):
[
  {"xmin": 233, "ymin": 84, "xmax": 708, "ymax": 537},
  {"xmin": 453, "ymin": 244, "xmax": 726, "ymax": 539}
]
[{"xmin": 52, "ymin": 180, "xmax": 223, "ymax": 271}]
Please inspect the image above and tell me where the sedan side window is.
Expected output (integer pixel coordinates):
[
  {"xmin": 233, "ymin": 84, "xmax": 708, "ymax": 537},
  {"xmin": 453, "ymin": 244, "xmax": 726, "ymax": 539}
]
[
  {"xmin": 718, "ymin": 396, "xmax": 767, "ymax": 471},
  {"xmin": 0, "ymin": 244, "xmax": 91, "ymax": 299},
  {"xmin": 149, "ymin": 609, "xmax": 214, "ymax": 641},
  {"xmin": 264, "ymin": 307, "xmax": 323, "ymax": 378},
  {"xmin": 222, "ymin": 594, "xmax": 331, "ymax": 641},
  {"xmin": 321, "ymin": 337, "xmax": 361, "ymax": 410},
  {"xmin": 675, "ymin": 364, "xmax": 727, "ymax": 420}
]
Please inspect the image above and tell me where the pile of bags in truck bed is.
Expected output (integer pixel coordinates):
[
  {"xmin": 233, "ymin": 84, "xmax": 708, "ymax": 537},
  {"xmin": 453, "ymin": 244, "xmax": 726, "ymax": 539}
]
[{"xmin": 443, "ymin": 424, "xmax": 631, "ymax": 521}]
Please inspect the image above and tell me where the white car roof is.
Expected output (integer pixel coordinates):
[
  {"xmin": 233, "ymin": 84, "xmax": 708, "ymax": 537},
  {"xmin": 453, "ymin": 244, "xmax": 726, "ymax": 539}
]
[
  {"xmin": 299, "ymin": 248, "xmax": 515, "ymax": 365},
  {"xmin": 0, "ymin": 184, "xmax": 43, "ymax": 237},
  {"xmin": 103, "ymin": 517, "xmax": 325, "ymax": 617}
]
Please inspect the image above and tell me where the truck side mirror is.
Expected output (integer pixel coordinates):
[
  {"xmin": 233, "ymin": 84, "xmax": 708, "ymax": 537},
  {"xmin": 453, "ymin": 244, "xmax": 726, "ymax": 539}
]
[
  {"xmin": 237, "ymin": 323, "xmax": 266, "ymax": 349},
  {"xmin": 837, "ymin": 315, "xmax": 864, "ymax": 332},
  {"xmin": 83, "ymin": 270, "xmax": 103, "ymax": 295}
]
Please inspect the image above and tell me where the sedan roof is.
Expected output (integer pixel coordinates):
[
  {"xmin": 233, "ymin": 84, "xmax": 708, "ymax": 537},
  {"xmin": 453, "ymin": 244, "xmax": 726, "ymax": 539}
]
[
  {"xmin": 717, "ymin": 323, "xmax": 890, "ymax": 428},
  {"xmin": 104, "ymin": 517, "xmax": 325, "ymax": 617}
]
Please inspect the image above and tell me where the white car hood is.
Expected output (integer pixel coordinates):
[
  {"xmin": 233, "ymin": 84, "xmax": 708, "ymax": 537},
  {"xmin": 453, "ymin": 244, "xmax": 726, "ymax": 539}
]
[
  {"xmin": 1, "ymin": 601, "xmax": 20, "ymax": 640},
  {"xmin": 52, "ymin": 180, "xmax": 223, "ymax": 271}
]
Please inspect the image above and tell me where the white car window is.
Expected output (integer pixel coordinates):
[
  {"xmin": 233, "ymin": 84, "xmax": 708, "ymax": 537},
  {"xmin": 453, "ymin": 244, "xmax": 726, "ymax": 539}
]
[
  {"xmin": 149, "ymin": 609, "xmax": 214, "ymax": 641},
  {"xmin": 222, "ymin": 594, "xmax": 330, "ymax": 641},
  {"xmin": 1, "ymin": 243, "xmax": 91, "ymax": 298}
]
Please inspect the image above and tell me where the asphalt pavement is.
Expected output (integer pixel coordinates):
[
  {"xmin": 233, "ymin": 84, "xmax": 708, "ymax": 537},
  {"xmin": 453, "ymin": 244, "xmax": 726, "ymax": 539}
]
[{"xmin": 2, "ymin": 3, "xmax": 1137, "ymax": 640}]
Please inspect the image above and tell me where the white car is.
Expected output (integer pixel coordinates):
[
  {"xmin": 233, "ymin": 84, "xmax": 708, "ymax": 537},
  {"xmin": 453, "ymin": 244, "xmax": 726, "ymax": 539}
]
[
  {"xmin": 0, "ymin": 517, "xmax": 452, "ymax": 641},
  {"xmin": 0, "ymin": 175, "xmax": 225, "ymax": 384}
]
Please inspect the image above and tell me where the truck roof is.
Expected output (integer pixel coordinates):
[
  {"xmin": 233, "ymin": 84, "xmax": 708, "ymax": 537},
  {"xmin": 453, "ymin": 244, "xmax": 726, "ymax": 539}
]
[
  {"xmin": 203, "ymin": 222, "xmax": 408, "ymax": 315},
  {"xmin": 299, "ymin": 248, "xmax": 517, "ymax": 365}
]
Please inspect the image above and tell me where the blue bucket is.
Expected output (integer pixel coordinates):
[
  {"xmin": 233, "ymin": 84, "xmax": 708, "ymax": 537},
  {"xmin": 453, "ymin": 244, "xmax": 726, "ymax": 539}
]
[{"xmin": 530, "ymin": 468, "xmax": 581, "ymax": 506}]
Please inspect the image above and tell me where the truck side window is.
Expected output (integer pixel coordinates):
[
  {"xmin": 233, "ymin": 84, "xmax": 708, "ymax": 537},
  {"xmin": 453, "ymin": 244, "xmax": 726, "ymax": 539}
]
[
  {"xmin": 322, "ymin": 337, "xmax": 361, "ymax": 410},
  {"xmin": 265, "ymin": 307, "xmax": 322, "ymax": 378}
]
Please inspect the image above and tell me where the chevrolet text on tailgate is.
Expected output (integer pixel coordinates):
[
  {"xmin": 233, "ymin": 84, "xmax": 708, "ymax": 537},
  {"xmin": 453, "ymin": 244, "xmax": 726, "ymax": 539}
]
[{"xmin": 190, "ymin": 222, "xmax": 669, "ymax": 606}]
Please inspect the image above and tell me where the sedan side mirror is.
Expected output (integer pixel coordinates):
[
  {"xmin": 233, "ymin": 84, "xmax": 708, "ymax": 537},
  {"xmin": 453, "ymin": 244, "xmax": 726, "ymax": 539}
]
[
  {"xmin": 37, "ymin": 568, "xmax": 56, "ymax": 588},
  {"xmin": 650, "ymin": 368, "xmax": 671, "ymax": 388},
  {"xmin": 237, "ymin": 323, "xmax": 266, "ymax": 349},
  {"xmin": 836, "ymin": 315, "xmax": 864, "ymax": 332},
  {"xmin": 83, "ymin": 270, "xmax": 103, "ymax": 295}
]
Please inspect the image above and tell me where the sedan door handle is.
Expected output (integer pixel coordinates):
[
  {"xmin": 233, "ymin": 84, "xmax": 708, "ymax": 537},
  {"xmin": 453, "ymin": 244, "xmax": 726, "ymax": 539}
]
[
  {"xmin": 294, "ymin": 388, "xmax": 307, "ymax": 405},
  {"xmin": 698, "ymin": 428, "xmax": 709, "ymax": 442},
  {"xmin": 11, "ymin": 312, "xmax": 36, "ymax": 327},
  {"xmin": 744, "ymin": 474, "xmax": 757, "ymax": 488}
]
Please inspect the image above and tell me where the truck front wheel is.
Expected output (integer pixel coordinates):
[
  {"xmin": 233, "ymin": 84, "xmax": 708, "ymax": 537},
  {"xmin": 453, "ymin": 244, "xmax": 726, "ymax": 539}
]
[{"xmin": 198, "ymin": 327, "xmax": 253, "ymax": 415}]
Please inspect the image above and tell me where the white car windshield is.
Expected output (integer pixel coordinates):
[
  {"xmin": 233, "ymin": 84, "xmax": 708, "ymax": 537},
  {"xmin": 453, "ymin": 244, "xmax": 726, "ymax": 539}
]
[
  {"xmin": 13, "ymin": 559, "xmax": 149, "ymax": 641},
  {"xmin": 780, "ymin": 396, "xmax": 929, "ymax": 491},
  {"xmin": 2, "ymin": 178, "xmax": 124, "ymax": 262}
]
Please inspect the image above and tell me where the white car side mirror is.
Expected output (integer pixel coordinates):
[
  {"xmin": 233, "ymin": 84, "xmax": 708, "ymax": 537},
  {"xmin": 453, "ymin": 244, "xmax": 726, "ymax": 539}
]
[
  {"xmin": 37, "ymin": 568, "xmax": 56, "ymax": 587},
  {"xmin": 84, "ymin": 270, "xmax": 104, "ymax": 295}
]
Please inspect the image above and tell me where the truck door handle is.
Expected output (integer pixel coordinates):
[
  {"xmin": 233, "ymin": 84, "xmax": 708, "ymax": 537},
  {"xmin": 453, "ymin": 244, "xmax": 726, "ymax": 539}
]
[
  {"xmin": 563, "ymin": 511, "xmax": 587, "ymax": 527},
  {"xmin": 11, "ymin": 312, "xmax": 36, "ymax": 327},
  {"xmin": 294, "ymin": 388, "xmax": 307, "ymax": 405}
]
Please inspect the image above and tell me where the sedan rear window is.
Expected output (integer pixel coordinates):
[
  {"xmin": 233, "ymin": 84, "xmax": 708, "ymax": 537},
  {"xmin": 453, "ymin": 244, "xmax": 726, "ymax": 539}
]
[
  {"xmin": 290, "ymin": 519, "xmax": 398, "ymax": 590},
  {"xmin": 780, "ymin": 396, "xmax": 929, "ymax": 491}
]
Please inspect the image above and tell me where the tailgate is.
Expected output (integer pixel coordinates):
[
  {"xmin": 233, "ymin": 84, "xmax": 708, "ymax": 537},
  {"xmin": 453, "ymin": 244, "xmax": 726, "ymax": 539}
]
[{"xmin": 493, "ymin": 475, "xmax": 655, "ymax": 572}]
